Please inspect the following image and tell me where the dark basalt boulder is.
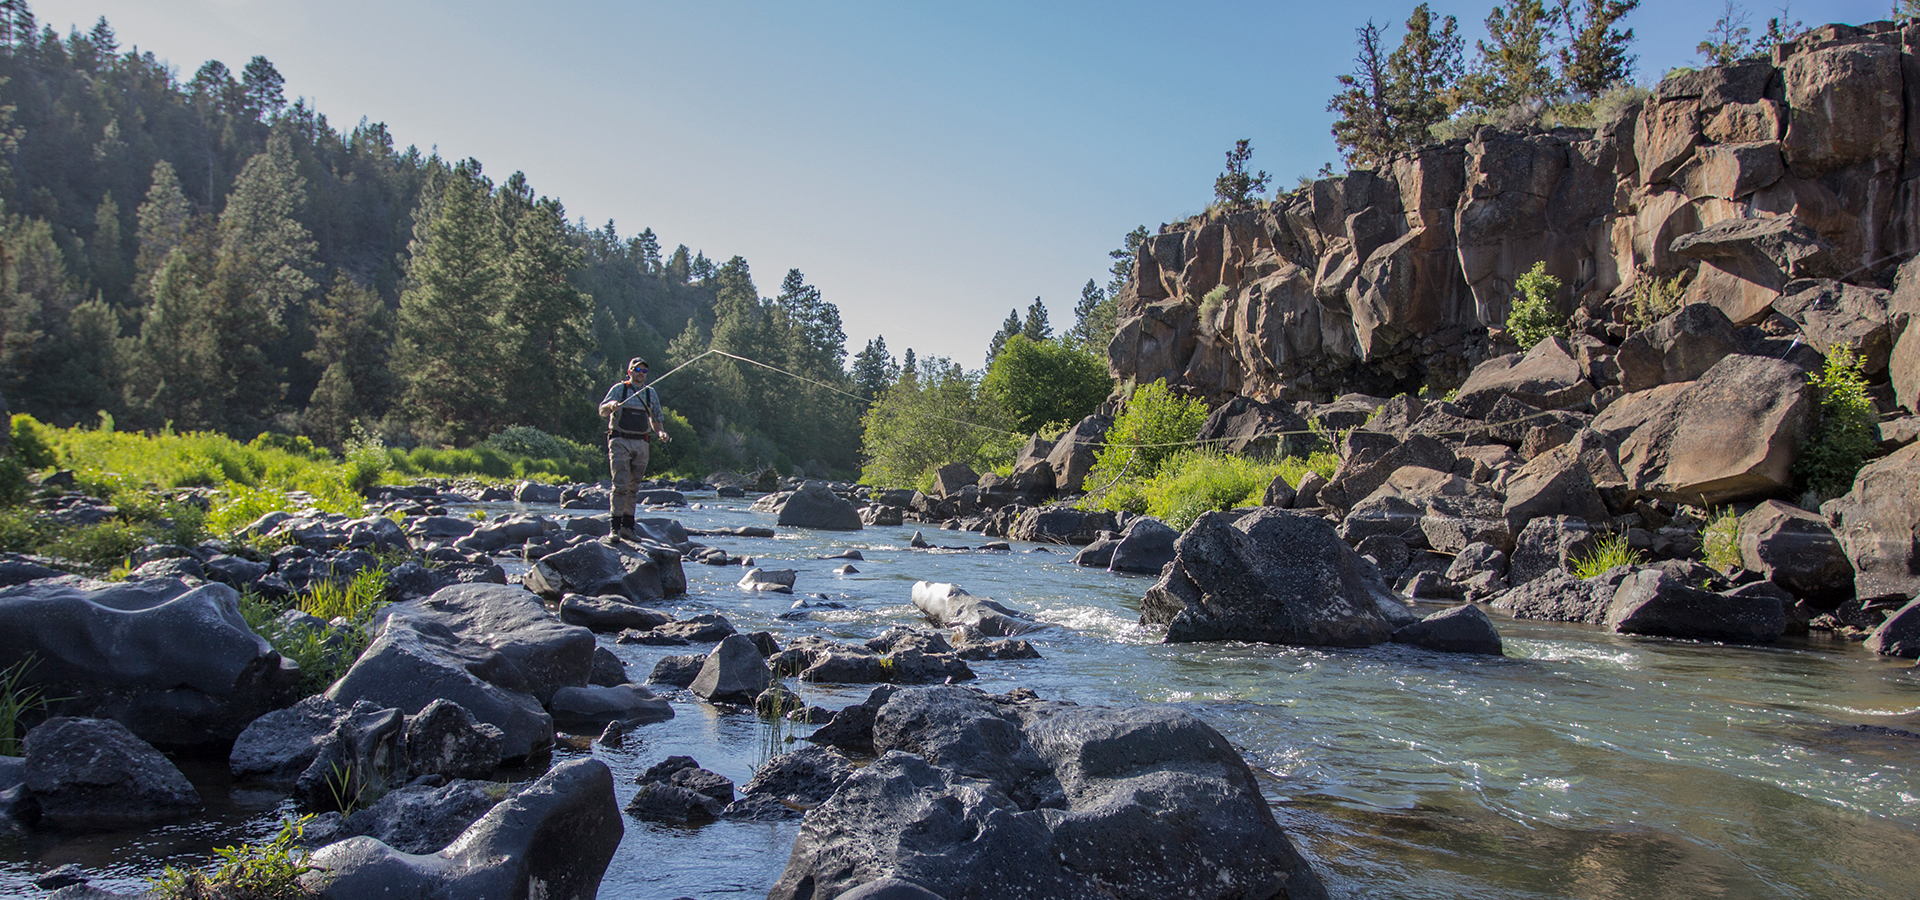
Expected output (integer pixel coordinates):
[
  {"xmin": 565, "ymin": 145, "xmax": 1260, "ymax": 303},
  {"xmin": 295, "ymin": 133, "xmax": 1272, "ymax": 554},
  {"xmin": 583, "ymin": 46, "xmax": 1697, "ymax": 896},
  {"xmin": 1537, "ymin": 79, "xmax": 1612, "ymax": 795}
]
[
  {"xmin": 1108, "ymin": 516, "xmax": 1179, "ymax": 574},
  {"xmin": 646, "ymin": 654, "xmax": 705, "ymax": 688},
  {"xmin": 1824, "ymin": 442, "xmax": 1920, "ymax": 602},
  {"xmin": 294, "ymin": 703, "xmax": 405, "ymax": 813},
  {"xmin": 1488, "ymin": 568, "xmax": 1618, "ymax": 624},
  {"xmin": 1863, "ymin": 597, "xmax": 1920, "ymax": 657},
  {"xmin": 689, "ymin": 634, "xmax": 773, "ymax": 704},
  {"xmin": 1044, "ymin": 414, "xmax": 1111, "ymax": 494},
  {"xmin": 0, "ymin": 579, "xmax": 300, "ymax": 749},
  {"xmin": 380, "ymin": 583, "xmax": 596, "ymax": 704},
  {"xmin": 1605, "ymin": 568, "xmax": 1786, "ymax": 643},
  {"xmin": 302, "ymin": 758, "xmax": 622, "ymax": 900},
  {"xmin": 547, "ymin": 684, "xmax": 673, "ymax": 732},
  {"xmin": 327, "ymin": 615, "xmax": 553, "ymax": 763},
  {"xmin": 727, "ymin": 746, "xmax": 855, "ymax": 821},
  {"xmin": 557, "ymin": 594, "xmax": 672, "ymax": 633},
  {"xmin": 336, "ymin": 778, "xmax": 502, "ymax": 855},
  {"xmin": 769, "ymin": 688, "xmax": 1326, "ymax": 900},
  {"xmin": 522, "ymin": 540, "xmax": 685, "ymax": 604},
  {"xmin": 1391, "ymin": 603, "xmax": 1505, "ymax": 655},
  {"xmin": 1141, "ymin": 508, "xmax": 1408, "ymax": 646},
  {"xmin": 21, "ymin": 717, "xmax": 202, "ymax": 831},
  {"xmin": 1738, "ymin": 500, "xmax": 1855, "ymax": 607},
  {"xmin": 773, "ymin": 481, "xmax": 864, "ymax": 531},
  {"xmin": 1006, "ymin": 507, "xmax": 1117, "ymax": 546}
]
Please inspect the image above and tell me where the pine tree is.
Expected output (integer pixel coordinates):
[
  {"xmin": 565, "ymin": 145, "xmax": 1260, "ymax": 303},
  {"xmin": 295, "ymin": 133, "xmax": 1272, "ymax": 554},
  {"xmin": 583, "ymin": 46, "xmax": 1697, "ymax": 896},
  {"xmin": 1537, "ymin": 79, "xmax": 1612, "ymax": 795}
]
[
  {"xmin": 1213, "ymin": 140, "xmax": 1270, "ymax": 205},
  {"xmin": 1461, "ymin": 0, "xmax": 1557, "ymax": 111},
  {"xmin": 394, "ymin": 159, "xmax": 510, "ymax": 441},
  {"xmin": 1556, "ymin": 0, "xmax": 1637, "ymax": 98},
  {"xmin": 632, "ymin": 227, "xmax": 661, "ymax": 275},
  {"xmin": 499, "ymin": 197, "xmax": 592, "ymax": 435},
  {"xmin": 209, "ymin": 129, "xmax": 315, "ymax": 433},
  {"xmin": 689, "ymin": 251, "xmax": 714, "ymax": 282},
  {"xmin": 1328, "ymin": 21, "xmax": 1394, "ymax": 169},
  {"xmin": 986, "ymin": 308, "xmax": 1021, "ymax": 366},
  {"xmin": 775, "ymin": 268, "xmax": 846, "ymax": 369},
  {"xmin": 304, "ymin": 275, "xmax": 392, "ymax": 446},
  {"xmin": 1067, "ymin": 279, "xmax": 1114, "ymax": 353},
  {"xmin": 88, "ymin": 194, "xmax": 128, "ymax": 305},
  {"xmin": 1021, "ymin": 297, "xmax": 1051, "ymax": 342},
  {"xmin": 127, "ymin": 243, "xmax": 223, "ymax": 429},
  {"xmin": 133, "ymin": 160, "xmax": 192, "ymax": 304},
  {"xmin": 1385, "ymin": 4, "xmax": 1464, "ymax": 149},
  {"xmin": 239, "ymin": 56, "xmax": 286, "ymax": 120},
  {"xmin": 851, "ymin": 335, "xmax": 897, "ymax": 401}
]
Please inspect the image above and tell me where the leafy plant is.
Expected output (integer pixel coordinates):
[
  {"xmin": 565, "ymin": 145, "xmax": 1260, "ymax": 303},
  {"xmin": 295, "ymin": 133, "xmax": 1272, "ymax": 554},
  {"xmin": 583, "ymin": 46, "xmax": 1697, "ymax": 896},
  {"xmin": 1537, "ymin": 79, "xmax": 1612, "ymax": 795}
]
[
  {"xmin": 1, "ymin": 656, "xmax": 52, "ymax": 756},
  {"xmin": 150, "ymin": 815, "xmax": 317, "ymax": 900},
  {"xmin": 1082, "ymin": 379, "xmax": 1210, "ymax": 497},
  {"xmin": 1573, "ymin": 532, "xmax": 1642, "ymax": 579},
  {"xmin": 1793, "ymin": 346, "xmax": 1879, "ymax": 502},
  {"xmin": 44, "ymin": 520, "xmax": 147, "ymax": 574},
  {"xmin": 239, "ymin": 568, "xmax": 387, "ymax": 696},
  {"xmin": 1627, "ymin": 269, "xmax": 1687, "ymax": 330},
  {"xmin": 1701, "ymin": 507, "xmax": 1743, "ymax": 573},
  {"xmin": 1506, "ymin": 261, "xmax": 1567, "ymax": 350},
  {"xmin": 1198, "ymin": 285, "xmax": 1230, "ymax": 320},
  {"xmin": 9, "ymin": 414, "xmax": 56, "ymax": 469}
]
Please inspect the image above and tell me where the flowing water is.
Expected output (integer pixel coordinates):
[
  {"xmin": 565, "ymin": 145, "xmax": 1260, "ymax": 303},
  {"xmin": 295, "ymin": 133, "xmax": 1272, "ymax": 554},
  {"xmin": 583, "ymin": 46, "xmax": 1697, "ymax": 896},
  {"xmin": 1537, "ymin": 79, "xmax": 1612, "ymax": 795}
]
[{"xmin": 4, "ymin": 492, "xmax": 1917, "ymax": 899}]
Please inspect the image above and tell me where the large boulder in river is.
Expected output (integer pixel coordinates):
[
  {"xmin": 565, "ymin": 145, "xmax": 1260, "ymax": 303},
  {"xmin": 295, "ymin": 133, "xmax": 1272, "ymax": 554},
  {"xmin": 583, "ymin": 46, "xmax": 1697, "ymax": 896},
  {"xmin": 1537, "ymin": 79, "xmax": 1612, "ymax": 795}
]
[
  {"xmin": 21, "ymin": 717, "xmax": 202, "ymax": 830},
  {"xmin": 689, "ymin": 634, "xmax": 774, "ymax": 704},
  {"xmin": 522, "ymin": 540, "xmax": 685, "ymax": 603},
  {"xmin": 1823, "ymin": 442, "xmax": 1920, "ymax": 602},
  {"xmin": 1605, "ymin": 568, "xmax": 1786, "ymax": 643},
  {"xmin": 1108, "ymin": 515, "xmax": 1179, "ymax": 574},
  {"xmin": 303, "ymin": 758, "xmax": 622, "ymax": 900},
  {"xmin": 1141, "ymin": 507, "xmax": 1410, "ymax": 646},
  {"xmin": 1863, "ymin": 597, "xmax": 1920, "ymax": 658},
  {"xmin": 1589, "ymin": 353, "xmax": 1811, "ymax": 505},
  {"xmin": 774, "ymin": 481, "xmax": 864, "ymax": 530},
  {"xmin": 1738, "ymin": 500, "xmax": 1854, "ymax": 607},
  {"xmin": 769, "ymin": 687, "xmax": 1326, "ymax": 900},
  {"xmin": 327, "ymin": 616, "xmax": 554, "ymax": 762},
  {"xmin": 911, "ymin": 581, "xmax": 1038, "ymax": 636},
  {"xmin": 1007, "ymin": 507, "xmax": 1115, "ymax": 545},
  {"xmin": 1391, "ymin": 603, "xmax": 1504, "ymax": 655},
  {"xmin": 382, "ymin": 584, "xmax": 595, "ymax": 704},
  {"xmin": 0, "ymin": 579, "xmax": 301, "ymax": 749}
]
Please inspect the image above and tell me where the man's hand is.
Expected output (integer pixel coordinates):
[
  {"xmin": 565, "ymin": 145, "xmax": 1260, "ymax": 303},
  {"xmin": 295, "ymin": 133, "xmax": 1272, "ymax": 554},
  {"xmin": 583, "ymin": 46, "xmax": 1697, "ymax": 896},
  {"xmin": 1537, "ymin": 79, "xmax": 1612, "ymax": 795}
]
[
  {"xmin": 657, "ymin": 430, "xmax": 672, "ymax": 443},
  {"xmin": 597, "ymin": 401, "xmax": 617, "ymax": 417}
]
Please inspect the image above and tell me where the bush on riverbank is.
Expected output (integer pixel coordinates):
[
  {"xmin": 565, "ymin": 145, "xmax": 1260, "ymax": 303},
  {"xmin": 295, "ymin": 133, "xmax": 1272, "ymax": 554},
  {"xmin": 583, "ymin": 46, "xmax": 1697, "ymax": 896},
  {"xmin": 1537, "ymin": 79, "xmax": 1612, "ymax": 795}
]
[{"xmin": 1086, "ymin": 448, "xmax": 1338, "ymax": 529}]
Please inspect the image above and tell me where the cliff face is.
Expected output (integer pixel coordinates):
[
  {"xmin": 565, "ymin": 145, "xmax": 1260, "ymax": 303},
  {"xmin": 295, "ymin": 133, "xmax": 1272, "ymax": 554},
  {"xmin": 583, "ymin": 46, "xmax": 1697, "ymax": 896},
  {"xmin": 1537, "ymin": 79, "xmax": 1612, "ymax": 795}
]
[{"xmin": 1110, "ymin": 21, "xmax": 1920, "ymax": 406}]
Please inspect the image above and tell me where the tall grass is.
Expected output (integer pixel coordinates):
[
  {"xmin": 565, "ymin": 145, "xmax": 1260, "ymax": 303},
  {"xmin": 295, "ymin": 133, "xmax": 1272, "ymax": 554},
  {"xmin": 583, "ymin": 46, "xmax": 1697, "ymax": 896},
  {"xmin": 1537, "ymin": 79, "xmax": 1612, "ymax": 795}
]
[
  {"xmin": 239, "ymin": 567, "xmax": 389, "ymax": 696},
  {"xmin": 1573, "ymin": 532, "xmax": 1642, "ymax": 579},
  {"xmin": 1701, "ymin": 508, "xmax": 1743, "ymax": 573},
  {"xmin": 1, "ymin": 655, "xmax": 50, "ymax": 756},
  {"xmin": 1087, "ymin": 448, "xmax": 1339, "ymax": 530}
]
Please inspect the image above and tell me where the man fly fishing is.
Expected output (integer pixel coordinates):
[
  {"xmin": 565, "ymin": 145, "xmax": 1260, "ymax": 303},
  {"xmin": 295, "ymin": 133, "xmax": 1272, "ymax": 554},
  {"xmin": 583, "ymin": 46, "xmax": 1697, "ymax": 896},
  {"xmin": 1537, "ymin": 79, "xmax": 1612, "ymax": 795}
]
[{"xmin": 598, "ymin": 357, "xmax": 670, "ymax": 542}]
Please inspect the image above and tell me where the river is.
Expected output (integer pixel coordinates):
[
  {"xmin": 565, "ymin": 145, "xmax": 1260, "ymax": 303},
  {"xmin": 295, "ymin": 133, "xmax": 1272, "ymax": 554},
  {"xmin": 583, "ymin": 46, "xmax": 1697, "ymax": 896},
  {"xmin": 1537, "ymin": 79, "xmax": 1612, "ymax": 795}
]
[{"xmin": 4, "ymin": 491, "xmax": 1917, "ymax": 899}]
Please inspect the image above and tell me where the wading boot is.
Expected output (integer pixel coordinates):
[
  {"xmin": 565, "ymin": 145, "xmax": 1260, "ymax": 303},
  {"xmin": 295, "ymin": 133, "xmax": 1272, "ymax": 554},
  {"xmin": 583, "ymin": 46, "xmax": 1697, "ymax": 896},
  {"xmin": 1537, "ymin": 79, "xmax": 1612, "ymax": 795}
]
[{"xmin": 617, "ymin": 515, "xmax": 638, "ymax": 542}]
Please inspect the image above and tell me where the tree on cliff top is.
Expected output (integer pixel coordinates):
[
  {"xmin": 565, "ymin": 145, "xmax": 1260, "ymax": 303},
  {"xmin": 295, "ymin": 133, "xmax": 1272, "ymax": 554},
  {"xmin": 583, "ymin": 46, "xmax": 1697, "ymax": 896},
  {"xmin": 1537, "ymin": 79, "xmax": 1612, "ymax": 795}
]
[
  {"xmin": 1330, "ymin": 4, "xmax": 1465, "ymax": 169},
  {"xmin": 1213, "ymin": 139, "xmax": 1270, "ymax": 206}
]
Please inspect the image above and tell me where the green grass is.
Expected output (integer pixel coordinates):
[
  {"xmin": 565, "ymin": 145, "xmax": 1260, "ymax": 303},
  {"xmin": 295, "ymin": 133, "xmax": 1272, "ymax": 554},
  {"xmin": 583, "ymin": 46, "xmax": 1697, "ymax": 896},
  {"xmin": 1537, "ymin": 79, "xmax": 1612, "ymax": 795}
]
[
  {"xmin": 1572, "ymin": 532, "xmax": 1642, "ymax": 579},
  {"xmin": 1, "ymin": 655, "xmax": 51, "ymax": 756},
  {"xmin": 1085, "ymin": 448, "xmax": 1339, "ymax": 531},
  {"xmin": 239, "ymin": 568, "xmax": 389, "ymax": 696},
  {"xmin": 1701, "ymin": 507, "xmax": 1743, "ymax": 573},
  {"xmin": 150, "ymin": 815, "xmax": 317, "ymax": 900}
]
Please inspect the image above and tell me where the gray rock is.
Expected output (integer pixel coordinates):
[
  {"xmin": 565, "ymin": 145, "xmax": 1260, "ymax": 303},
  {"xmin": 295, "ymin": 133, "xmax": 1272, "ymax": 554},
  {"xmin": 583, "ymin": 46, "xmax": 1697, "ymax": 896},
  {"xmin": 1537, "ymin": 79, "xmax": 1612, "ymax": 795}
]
[
  {"xmin": 23, "ymin": 717, "xmax": 201, "ymax": 830},
  {"xmin": 1863, "ymin": 597, "xmax": 1920, "ymax": 658},
  {"xmin": 647, "ymin": 654, "xmax": 705, "ymax": 688},
  {"xmin": 652, "ymin": 612, "xmax": 737, "ymax": 643},
  {"xmin": 303, "ymin": 758, "xmax": 621, "ymax": 900},
  {"xmin": 548, "ymin": 684, "xmax": 673, "ymax": 733},
  {"xmin": 626, "ymin": 781, "xmax": 724, "ymax": 824},
  {"xmin": 400, "ymin": 698, "xmax": 505, "ymax": 781},
  {"xmin": 523, "ymin": 540, "xmax": 685, "ymax": 604},
  {"xmin": 910, "ymin": 581, "xmax": 1037, "ymax": 636},
  {"xmin": 1109, "ymin": 516, "xmax": 1179, "ymax": 574},
  {"xmin": 1141, "ymin": 508, "xmax": 1404, "ymax": 646},
  {"xmin": 230, "ymin": 696, "xmax": 351, "ymax": 785},
  {"xmin": 1006, "ymin": 507, "xmax": 1117, "ymax": 545},
  {"xmin": 1606, "ymin": 568, "xmax": 1786, "ymax": 643},
  {"xmin": 381, "ymin": 583, "xmax": 596, "ymax": 704},
  {"xmin": 327, "ymin": 615, "xmax": 553, "ymax": 762},
  {"xmin": 0, "ymin": 580, "xmax": 300, "ymax": 749},
  {"xmin": 733, "ymin": 746, "xmax": 855, "ymax": 817},
  {"xmin": 1508, "ymin": 516, "xmax": 1599, "ymax": 587},
  {"xmin": 1392, "ymin": 604, "xmax": 1505, "ymax": 655},
  {"xmin": 339, "ymin": 778, "xmax": 501, "ymax": 854},
  {"xmin": 558, "ymin": 594, "xmax": 672, "ymax": 633},
  {"xmin": 1738, "ymin": 500, "xmax": 1854, "ymax": 607},
  {"xmin": 1825, "ymin": 442, "xmax": 1920, "ymax": 602},
  {"xmin": 1488, "ymin": 568, "xmax": 1618, "ymax": 624},
  {"xmin": 775, "ymin": 481, "xmax": 865, "ymax": 530},
  {"xmin": 294, "ymin": 703, "xmax": 405, "ymax": 813},
  {"xmin": 689, "ymin": 634, "xmax": 773, "ymax": 704},
  {"xmin": 589, "ymin": 646, "xmax": 627, "ymax": 687}
]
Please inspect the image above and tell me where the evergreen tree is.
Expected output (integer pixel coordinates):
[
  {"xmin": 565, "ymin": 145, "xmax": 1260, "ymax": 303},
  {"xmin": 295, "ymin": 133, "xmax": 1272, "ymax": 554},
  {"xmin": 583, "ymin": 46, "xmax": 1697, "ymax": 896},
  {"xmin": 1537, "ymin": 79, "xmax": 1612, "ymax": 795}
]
[
  {"xmin": 775, "ymin": 268, "xmax": 846, "ymax": 368},
  {"xmin": 394, "ymin": 159, "xmax": 510, "ymax": 441},
  {"xmin": 665, "ymin": 244, "xmax": 691, "ymax": 282},
  {"xmin": 632, "ymin": 227, "xmax": 661, "ymax": 275},
  {"xmin": 986, "ymin": 308, "xmax": 1021, "ymax": 366},
  {"xmin": 303, "ymin": 275, "xmax": 392, "ymax": 446},
  {"xmin": 1696, "ymin": 1, "xmax": 1752, "ymax": 66},
  {"xmin": 239, "ymin": 56, "xmax": 286, "ymax": 121},
  {"xmin": 1213, "ymin": 139, "xmax": 1270, "ymax": 205},
  {"xmin": 211, "ymin": 129, "xmax": 315, "ymax": 433},
  {"xmin": 1328, "ymin": 21, "xmax": 1394, "ymax": 169},
  {"xmin": 689, "ymin": 251, "xmax": 714, "ymax": 281},
  {"xmin": 133, "ymin": 161, "xmax": 191, "ymax": 304},
  {"xmin": 1107, "ymin": 226, "xmax": 1148, "ymax": 299},
  {"xmin": 1021, "ymin": 297, "xmax": 1051, "ymax": 343},
  {"xmin": 1385, "ymin": 4, "xmax": 1464, "ymax": 149},
  {"xmin": 500, "ymin": 197, "xmax": 592, "ymax": 436},
  {"xmin": 87, "ymin": 194, "xmax": 127, "ymax": 304},
  {"xmin": 1461, "ymin": 0, "xmax": 1557, "ymax": 111},
  {"xmin": 1556, "ymin": 0, "xmax": 1637, "ymax": 98},
  {"xmin": 900, "ymin": 348, "xmax": 916, "ymax": 384},
  {"xmin": 1066, "ymin": 279, "xmax": 1115, "ymax": 354},
  {"xmin": 851, "ymin": 335, "xmax": 896, "ymax": 401},
  {"xmin": 126, "ymin": 241, "xmax": 223, "ymax": 429}
]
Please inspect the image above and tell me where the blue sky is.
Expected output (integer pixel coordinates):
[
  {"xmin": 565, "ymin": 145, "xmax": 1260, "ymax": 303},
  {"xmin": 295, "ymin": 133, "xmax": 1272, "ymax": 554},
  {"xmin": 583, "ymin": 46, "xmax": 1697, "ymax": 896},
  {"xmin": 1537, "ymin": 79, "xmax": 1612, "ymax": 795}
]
[{"xmin": 35, "ymin": 0, "xmax": 1895, "ymax": 366}]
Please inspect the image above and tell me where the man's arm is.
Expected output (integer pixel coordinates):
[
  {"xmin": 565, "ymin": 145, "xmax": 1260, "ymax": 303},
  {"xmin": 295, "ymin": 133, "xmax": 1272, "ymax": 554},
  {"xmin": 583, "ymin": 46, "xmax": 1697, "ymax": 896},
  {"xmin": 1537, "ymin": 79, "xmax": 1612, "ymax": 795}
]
[{"xmin": 596, "ymin": 384, "xmax": 624, "ymax": 419}]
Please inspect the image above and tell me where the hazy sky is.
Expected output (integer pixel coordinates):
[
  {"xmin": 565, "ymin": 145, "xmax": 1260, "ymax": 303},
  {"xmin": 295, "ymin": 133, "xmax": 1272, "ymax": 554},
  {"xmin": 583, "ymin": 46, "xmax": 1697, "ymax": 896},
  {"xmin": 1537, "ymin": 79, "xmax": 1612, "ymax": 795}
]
[{"xmin": 33, "ymin": 0, "xmax": 1892, "ymax": 366}]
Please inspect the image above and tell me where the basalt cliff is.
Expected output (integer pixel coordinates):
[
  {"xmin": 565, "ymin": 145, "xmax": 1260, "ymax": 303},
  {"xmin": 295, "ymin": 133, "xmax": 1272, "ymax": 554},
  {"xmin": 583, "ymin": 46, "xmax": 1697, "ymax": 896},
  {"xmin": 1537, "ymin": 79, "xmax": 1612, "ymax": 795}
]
[{"xmin": 1108, "ymin": 20, "xmax": 1919, "ymax": 415}]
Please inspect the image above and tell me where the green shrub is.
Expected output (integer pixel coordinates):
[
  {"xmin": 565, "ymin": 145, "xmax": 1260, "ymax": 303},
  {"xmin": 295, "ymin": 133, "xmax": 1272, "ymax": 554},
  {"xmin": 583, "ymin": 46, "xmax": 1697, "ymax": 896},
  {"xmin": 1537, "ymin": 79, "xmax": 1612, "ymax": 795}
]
[
  {"xmin": 1140, "ymin": 450, "xmax": 1275, "ymax": 531},
  {"xmin": 9, "ymin": 414, "xmax": 56, "ymax": 469},
  {"xmin": 208, "ymin": 484, "xmax": 300, "ymax": 538},
  {"xmin": 1506, "ymin": 261, "xmax": 1567, "ymax": 350},
  {"xmin": 1627, "ymin": 269, "xmax": 1687, "ymax": 330},
  {"xmin": 1573, "ymin": 532, "xmax": 1642, "ymax": 579},
  {"xmin": 1083, "ymin": 379, "xmax": 1210, "ymax": 493},
  {"xmin": 45, "ymin": 521, "xmax": 147, "ymax": 574},
  {"xmin": 150, "ymin": 814, "xmax": 316, "ymax": 900},
  {"xmin": 0, "ymin": 454, "xmax": 27, "ymax": 506},
  {"xmin": 1793, "ymin": 346, "xmax": 1879, "ymax": 501},
  {"xmin": 240, "ymin": 568, "xmax": 388, "ymax": 696},
  {"xmin": 980, "ymin": 336, "xmax": 1112, "ymax": 436},
  {"xmin": 1701, "ymin": 507, "xmax": 1743, "ymax": 573}
]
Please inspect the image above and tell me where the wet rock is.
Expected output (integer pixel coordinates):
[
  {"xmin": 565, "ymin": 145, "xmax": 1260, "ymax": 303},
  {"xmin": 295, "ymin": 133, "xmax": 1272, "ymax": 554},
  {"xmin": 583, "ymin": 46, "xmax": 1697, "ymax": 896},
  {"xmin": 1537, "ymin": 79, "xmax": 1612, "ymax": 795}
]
[
  {"xmin": 910, "ymin": 581, "xmax": 1037, "ymax": 636},
  {"xmin": 0, "ymin": 580, "xmax": 300, "ymax": 749},
  {"xmin": 338, "ymin": 777, "xmax": 501, "ymax": 855},
  {"xmin": 1392, "ymin": 604, "xmax": 1505, "ymax": 655},
  {"xmin": 523, "ymin": 540, "xmax": 685, "ymax": 604},
  {"xmin": 1863, "ymin": 597, "xmax": 1920, "ymax": 657},
  {"xmin": 22, "ymin": 717, "xmax": 201, "ymax": 830},
  {"xmin": 1605, "ymin": 568, "xmax": 1786, "ymax": 643},
  {"xmin": 689, "ymin": 634, "xmax": 773, "ymax": 704},
  {"xmin": 549, "ymin": 684, "xmax": 673, "ymax": 733},
  {"xmin": 652, "ymin": 612, "xmax": 738, "ymax": 643},
  {"xmin": 327, "ymin": 615, "xmax": 553, "ymax": 763},
  {"xmin": 558, "ymin": 594, "xmax": 672, "ymax": 633},
  {"xmin": 1141, "ymin": 508, "xmax": 1407, "ymax": 646},
  {"xmin": 646, "ymin": 654, "xmax": 705, "ymax": 688},
  {"xmin": 303, "ymin": 758, "xmax": 622, "ymax": 900}
]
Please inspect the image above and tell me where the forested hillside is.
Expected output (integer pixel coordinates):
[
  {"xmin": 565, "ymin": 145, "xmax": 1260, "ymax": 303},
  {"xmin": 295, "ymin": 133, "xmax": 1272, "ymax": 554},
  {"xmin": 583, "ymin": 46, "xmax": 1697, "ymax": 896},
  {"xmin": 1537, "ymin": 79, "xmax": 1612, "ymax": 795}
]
[{"xmin": 0, "ymin": 2, "xmax": 864, "ymax": 476}]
